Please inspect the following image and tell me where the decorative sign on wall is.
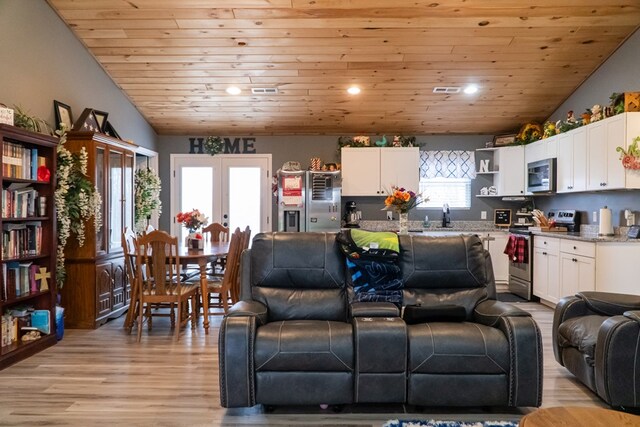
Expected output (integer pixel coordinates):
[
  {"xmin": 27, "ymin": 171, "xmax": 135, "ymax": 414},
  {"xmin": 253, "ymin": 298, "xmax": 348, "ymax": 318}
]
[{"xmin": 188, "ymin": 137, "xmax": 257, "ymax": 154}]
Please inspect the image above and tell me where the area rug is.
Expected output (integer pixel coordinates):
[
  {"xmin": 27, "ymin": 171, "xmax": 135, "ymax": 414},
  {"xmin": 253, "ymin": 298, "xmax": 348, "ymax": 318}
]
[{"xmin": 383, "ymin": 420, "xmax": 518, "ymax": 427}]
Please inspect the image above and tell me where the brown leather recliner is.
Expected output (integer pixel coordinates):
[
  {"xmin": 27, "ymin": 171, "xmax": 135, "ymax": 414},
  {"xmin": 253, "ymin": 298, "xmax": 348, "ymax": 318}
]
[
  {"xmin": 218, "ymin": 232, "xmax": 543, "ymax": 409},
  {"xmin": 553, "ymin": 291, "xmax": 640, "ymax": 409}
]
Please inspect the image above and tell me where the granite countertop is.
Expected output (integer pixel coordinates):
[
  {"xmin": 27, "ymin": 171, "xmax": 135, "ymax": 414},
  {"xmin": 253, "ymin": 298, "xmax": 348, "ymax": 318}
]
[
  {"xmin": 359, "ymin": 220, "xmax": 507, "ymax": 233},
  {"xmin": 530, "ymin": 225, "xmax": 640, "ymax": 243}
]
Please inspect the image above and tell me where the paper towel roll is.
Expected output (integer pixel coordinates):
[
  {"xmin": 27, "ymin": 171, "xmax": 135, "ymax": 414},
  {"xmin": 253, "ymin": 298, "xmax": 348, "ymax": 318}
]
[{"xmin": 599, "ymin": 206, "xmax": 614, "ymax": 236}]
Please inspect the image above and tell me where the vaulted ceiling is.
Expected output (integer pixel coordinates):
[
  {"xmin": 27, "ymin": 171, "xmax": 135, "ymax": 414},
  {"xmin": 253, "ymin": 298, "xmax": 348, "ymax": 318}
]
[{"xmin": 47, "ymin": 1, "xmax": 640, "ymax": 136}]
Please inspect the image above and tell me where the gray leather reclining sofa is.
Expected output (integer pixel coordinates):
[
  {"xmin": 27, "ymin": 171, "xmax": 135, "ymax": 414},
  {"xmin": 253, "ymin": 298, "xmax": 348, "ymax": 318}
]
[{"xmin": 219, "ymin": 232, "xmax": 542, "ymax": 408}]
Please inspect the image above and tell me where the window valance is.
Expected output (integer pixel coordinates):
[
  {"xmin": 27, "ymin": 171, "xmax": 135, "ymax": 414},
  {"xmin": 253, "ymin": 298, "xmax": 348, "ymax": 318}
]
[{"xmin": 419, "ymin": 150, "xmax": 476, "ymax": 179}]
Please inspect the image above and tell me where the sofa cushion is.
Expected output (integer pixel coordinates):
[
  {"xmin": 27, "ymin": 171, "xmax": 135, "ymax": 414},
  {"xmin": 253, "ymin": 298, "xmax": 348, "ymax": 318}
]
[
  {"xmin": 255, "ymin": 320, "xmax": 353, "ymax": 372},
  {"xmin": 250, "ymin": 232, "xmax": 347, "ymax": 321},
  {"xmin": 408, "ymin": 322, "xmax": 509, "ymax": 374},
  {"xmin": 398, "ymin": 235, "xmax": 491, "ymax": 314},
  {"xmin": 557, "ymin": 315, "xmax": 609, "ymax": 363}
]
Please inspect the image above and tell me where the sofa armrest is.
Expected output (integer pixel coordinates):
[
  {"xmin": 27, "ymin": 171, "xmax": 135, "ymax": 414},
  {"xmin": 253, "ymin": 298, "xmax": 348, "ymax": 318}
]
[
  {"xmin": 496, "ymin": 315, "xmax": 543, "ymax": 407},
  {"xmin": 473, "ymin": 300, "xmax": 531, "ymax": 327},
  {"xmin": 226, "ymin": 300, "xmax": 268, "ymax": 326},
  {"xmin": 350, "ymin": 302, "xmax": 400, "ymax": 318},
  {"xmin": 577, "ymin": 291, "xmax": 640, "ymax": 316},
  {"xmin": 218, "ymin": 315, "xmax": 257, "ymax": 408},
  {"xmin": 594, "ymin": 311, "xmax": 640, "ymax": 408}
]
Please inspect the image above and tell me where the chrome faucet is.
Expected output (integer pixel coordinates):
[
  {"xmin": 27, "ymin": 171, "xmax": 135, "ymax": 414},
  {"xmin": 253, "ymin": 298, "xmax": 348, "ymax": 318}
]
[{"xmin": 442, "ymin": 203, "xmax": 451, "ymax": 227}]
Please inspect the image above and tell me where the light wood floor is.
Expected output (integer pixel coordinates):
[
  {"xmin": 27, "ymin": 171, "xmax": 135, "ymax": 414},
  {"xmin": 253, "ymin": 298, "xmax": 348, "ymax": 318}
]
[{"xmin": 0, "ymin": 302, "xmax": 611, "ymax": 426}]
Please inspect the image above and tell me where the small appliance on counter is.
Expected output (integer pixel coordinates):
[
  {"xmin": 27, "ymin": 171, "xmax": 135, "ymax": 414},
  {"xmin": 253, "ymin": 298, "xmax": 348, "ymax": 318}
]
[
  {"xmin": 343, "ymin": 200, "xmax": 361, "ymax": 228},
  {"xmin": 547, "ymin": 209, "xmax": 581, "ymax": 232}
]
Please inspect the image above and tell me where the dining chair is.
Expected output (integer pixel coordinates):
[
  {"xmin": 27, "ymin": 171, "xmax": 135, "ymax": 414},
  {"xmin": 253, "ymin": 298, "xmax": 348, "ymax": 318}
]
[
  {"xmin": 192, "ymin": 227, "xmax": 242, "ymax": 315},
  {"xmin": 202, "ymin": 222, "xmax": 229, "ymax": 243},
  {"xmin": 230, "ymin": 226, "xmax": 251, "ymax": 303},
  {"xmin": 134, "ymin": 230, "xmax": 200, "ymax": 341},
  {"xmin": 121, "ymin": 227, "xmax": 139, "ymax": 333}
]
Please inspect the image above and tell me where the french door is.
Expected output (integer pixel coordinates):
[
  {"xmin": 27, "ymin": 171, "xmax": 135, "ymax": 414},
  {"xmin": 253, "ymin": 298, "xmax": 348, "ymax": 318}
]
[{"xmin": 170, "ymin": 154, "xmax": 271, "ymax": 241}]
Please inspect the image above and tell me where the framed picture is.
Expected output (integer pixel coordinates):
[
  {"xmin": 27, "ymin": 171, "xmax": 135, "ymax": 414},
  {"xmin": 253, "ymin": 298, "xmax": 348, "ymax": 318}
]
[
  {"xmin": 103, "ymin": 120, "xmax": 121, "ymax": 139},
  {"xmin": 72, "ymin": 108, "xmax": 100, "ymax": 132},
  {"xmin": 53, "ymin": 100, "xmax": 73, "ymax": 131},
  {"xmin": 93, "ymin": 110, "xmax": 109, "ymax": 133},
  {"xmin": 493, "ymin": 134, "xmax": 517, "ymax": 147}
]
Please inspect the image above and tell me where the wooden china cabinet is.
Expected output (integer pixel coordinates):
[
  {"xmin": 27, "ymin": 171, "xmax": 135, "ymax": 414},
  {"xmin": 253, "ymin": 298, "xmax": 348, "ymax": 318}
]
[{"xmin": 60, "ymin": 132, "xmax": 136, "ymax": 328}]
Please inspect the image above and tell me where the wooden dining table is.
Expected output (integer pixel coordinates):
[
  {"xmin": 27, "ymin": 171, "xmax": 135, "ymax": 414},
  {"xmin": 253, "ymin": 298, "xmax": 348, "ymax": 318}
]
[{"xmin": 124, "ymin": 241, "xmax": 230, "ymax": 335}]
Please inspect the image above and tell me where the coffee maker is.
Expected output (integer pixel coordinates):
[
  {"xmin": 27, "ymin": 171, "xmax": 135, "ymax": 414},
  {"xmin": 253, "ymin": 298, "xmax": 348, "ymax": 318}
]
[{"xmin": 343, "ymin": 201, "xmax": 360, "ymax": 228}]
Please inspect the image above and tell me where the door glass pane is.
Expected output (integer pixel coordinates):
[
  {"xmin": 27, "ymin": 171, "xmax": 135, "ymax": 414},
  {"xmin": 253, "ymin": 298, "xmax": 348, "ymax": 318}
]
[
  {"xmin": 180, "ymin": 167, "xmax": 213, "ymax": 242},
  {"xmin": 96, "ymin": 147, "xmax": 106, "ymax": 253},
  {"xmin": 109, "ymin": 151, "xmax": 123, "ymax": 252},
  {"xmin": 228, "ymin": 166, "xmax": 260, "ymax": 234},
  {"xmin": 124, "ymin": 154, "xmax": 134, "ymax": 232}
]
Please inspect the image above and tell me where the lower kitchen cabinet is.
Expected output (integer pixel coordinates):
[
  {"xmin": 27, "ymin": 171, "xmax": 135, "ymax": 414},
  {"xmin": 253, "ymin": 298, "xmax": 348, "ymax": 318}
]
[
  {"xmin": 481, "ymin": 232, "xmax": 509, "ymax": 284},
  {"xmin": 595, "ymin": 243, "xmax": 640, "ymax": 295},
  {"xmin": 533, "ymin": 236, "xmax": 561, "ymax": 304},
  {"xmin": 559, "ymin": 240, "xmax": 596, "ymax": 298}
]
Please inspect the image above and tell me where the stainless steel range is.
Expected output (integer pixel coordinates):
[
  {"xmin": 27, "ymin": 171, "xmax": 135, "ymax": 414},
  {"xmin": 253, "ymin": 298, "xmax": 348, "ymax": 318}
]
[{"xmin": 507, "ymin": 227, "xmax": 533, "ymax": 301}]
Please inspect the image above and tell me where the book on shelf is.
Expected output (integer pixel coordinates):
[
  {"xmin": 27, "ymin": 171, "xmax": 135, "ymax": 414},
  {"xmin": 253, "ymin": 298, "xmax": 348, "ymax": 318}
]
[
  {"xmin": 2, "ymin": 183, "xmax": 39, "ymax": 218},
  {"xmin": 2, "ymin": 221, "xmax": 42, "ymax": 258},
  {"xmin": 2, "ymin": 141, "xmax": 41, "ymax": 180}
]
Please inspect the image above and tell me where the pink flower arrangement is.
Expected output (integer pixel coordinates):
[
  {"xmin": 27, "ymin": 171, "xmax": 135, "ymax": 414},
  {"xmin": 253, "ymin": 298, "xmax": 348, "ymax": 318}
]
[{"xmin": 176, "ymin": 209, "xmax": 208, "ymax": 233}]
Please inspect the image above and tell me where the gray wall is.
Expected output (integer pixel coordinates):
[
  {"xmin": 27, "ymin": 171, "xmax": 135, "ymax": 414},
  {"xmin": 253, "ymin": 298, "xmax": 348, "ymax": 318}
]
[
  {"xmin": 536, "ymin": 28, "xmax": 640, "ymax": 227},
  {"xmin": 0, "ymin": 1, "xmax": 157, "ymax": 150},
  {"xmin": 157, "ymin": 134, "xmax": 523, "ymax": 231}
]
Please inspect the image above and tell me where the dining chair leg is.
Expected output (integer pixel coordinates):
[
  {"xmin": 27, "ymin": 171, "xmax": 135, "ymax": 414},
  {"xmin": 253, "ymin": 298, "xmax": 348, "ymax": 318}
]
[
  {"xmin": 174, "ymin": 302, "xmax": 181, "ymax": 341},
  {"xmin": 137, "ymin": 303, "xmax": 143, "ymax": 342}
]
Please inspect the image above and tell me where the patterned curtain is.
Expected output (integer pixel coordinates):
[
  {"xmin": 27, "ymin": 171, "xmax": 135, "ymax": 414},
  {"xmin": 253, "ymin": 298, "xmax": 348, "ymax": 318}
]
[{"xmin": 419, "ymin": 150, "xmax": 476, "ymax": 179}]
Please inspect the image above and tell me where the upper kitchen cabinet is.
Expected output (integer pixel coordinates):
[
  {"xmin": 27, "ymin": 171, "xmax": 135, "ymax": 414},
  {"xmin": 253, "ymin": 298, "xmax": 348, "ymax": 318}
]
[
  {"xmin": 475, "ymin": 146, "xmax": 524, "ymax": 197},
  {"xmin": 556, "ymin": 127, "xmax": 587, "ymax": 193},
  {"xmin": 342, "ymin": 147, "xmax": 419, "ymax": 196},
  {"xmin": 587, "ymin": 112, "xmax": 640, "ymax": 191},
  {"xmin": 524, "ymin": 135, "xmax": 558, "ymax": 165}
]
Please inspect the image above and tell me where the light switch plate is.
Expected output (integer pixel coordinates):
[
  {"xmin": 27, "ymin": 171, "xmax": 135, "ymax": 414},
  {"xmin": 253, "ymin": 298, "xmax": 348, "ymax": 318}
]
[
  {"xmin": 481, "ymin": 211, "xmax": 487, "ymax": 220},
  {"xmin": 387, "ymin": 211, "xmax": 393, "ymax": 220}
]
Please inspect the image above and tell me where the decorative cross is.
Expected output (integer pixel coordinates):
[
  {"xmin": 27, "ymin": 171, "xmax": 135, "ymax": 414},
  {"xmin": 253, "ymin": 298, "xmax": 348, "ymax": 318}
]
[{"xmin": 36, "ymin": 267, "xmax": 51, "ymax": 291}]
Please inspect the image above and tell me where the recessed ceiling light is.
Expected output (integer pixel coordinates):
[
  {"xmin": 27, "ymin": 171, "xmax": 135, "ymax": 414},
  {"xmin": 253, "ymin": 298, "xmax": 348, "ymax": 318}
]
[
  {"xmin": 347, "ymin": 86, "xmax": 361, "ymax": 95},
  {"xmin": 226, "ymin": 86, "xmax": 241, "ymax": 95},
  {"xmin": 463, "ymin": 84, "xmax": 479, "ymax": 94}
]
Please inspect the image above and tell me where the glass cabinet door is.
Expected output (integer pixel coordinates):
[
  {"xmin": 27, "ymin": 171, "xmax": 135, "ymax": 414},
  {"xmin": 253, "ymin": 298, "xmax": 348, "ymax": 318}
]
[
  {"xmin": 109, "ymin": 149, "xmax": 124, "ymax": 253},
  {"xmin": 95, "ymin": 146, "xmax": 107, "ymax": 254},
  {"xmin": 124, "ymin": 153, "xmax": 134, "ymax": 232}
]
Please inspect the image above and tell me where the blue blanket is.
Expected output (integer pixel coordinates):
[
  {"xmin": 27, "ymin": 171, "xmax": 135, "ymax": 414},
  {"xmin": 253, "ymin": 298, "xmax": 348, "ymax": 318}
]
[{"xmin": 337, "ymin": 230, "xmax": 402, "ymax": 305}]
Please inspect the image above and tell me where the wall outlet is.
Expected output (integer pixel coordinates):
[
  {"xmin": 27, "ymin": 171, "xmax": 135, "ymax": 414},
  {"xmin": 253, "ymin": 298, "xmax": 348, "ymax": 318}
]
[
  {"xmin": 481, "ymin": 211, "xmax": 487, "ymax": 220},
  {"xmin": 592, "ymin": 211, "xmax": 597, "ymax": 223},
  {"xmin": 387, "ymin": 211, "xmax": 393, "ymax": 220}
]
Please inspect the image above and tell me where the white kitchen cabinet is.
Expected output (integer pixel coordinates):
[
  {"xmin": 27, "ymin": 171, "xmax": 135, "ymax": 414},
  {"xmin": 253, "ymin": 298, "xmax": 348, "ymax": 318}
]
[
  {"xmin": 556, "ymin": 127, "xmax": 587, "ymax": 193},
  {"xmin": 481, "ymin": 232, "xmax": 509, "ymax": 284},
  {"xmin": 595, "ymin": 243, "xmax": 640, "ymax": 295},
  {"xmin": 559, "ymin": 238, "xmax": 596, "ymax": 299},
  {"xmin": 475, "ymin": 146, "xmax": 524, "ymax": 197},
  {"xmin": 587, "ymin": 112, "xmax": 640, "ymax": 191},
  {"xmin": 341, "ymin": 147, "xmax": 419, "ymax": 196},
  {"xmin": 533, "ymin": 236, "xmax": 561, "ymax": 304},
  {"xmin": 525, "ymin": 135, "xmax": 558, "ymax": 165}
]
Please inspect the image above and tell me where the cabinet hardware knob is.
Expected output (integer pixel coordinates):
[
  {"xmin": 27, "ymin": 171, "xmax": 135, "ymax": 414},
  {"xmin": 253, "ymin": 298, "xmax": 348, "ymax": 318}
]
[
  {"xmin": 573, "ymin": 246, "xmax": 577, "ymax": 250},
  {"xmin": 542, "ymin": 251, "xmax": 547, "ymax": 255}
]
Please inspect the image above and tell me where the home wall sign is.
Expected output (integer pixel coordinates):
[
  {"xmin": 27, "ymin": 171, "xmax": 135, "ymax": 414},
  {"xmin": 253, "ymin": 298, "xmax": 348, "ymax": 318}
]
[{"xmin": 188, "ymin": 137, "xmax": 257, "ymax": 154}]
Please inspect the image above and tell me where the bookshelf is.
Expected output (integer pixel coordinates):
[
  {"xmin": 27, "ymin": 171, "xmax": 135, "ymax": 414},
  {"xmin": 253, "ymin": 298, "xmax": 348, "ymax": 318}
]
[{"xmin": 0, "ymin": 124, "xmax": 57, "ymax": 369}]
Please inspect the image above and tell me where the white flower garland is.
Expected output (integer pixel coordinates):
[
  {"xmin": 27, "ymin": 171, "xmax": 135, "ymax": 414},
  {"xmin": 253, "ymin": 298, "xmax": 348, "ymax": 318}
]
[
  {"xmin": 55, "ymin": 127, "xmax": 102, "ymax": 287},
  {"xmin": 134, "ymin": 167, "xmax": 162, "ymax": 231}
]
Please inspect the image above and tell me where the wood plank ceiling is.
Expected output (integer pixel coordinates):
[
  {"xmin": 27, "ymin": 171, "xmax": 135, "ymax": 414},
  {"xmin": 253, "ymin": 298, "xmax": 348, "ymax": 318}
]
[{"xmin": 47, "ymin": 1, "xmax": 640, "ymax": 136}]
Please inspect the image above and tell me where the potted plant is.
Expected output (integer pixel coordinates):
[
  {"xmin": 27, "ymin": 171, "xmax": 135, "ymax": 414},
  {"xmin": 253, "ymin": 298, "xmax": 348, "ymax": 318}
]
[{"xmin": 134, "ymin": 167, "xmax": 162, "ymax": 231}]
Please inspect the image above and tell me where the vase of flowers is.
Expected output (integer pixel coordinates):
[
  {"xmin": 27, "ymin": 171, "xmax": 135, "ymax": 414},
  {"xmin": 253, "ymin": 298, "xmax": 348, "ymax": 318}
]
[
  {"xmin": 382, "ymin": 186, "xmax": 426, "ymax": 235},
  {"xmin": 176, "ymin": 209, "xmax": 208, "ymax": 248}
]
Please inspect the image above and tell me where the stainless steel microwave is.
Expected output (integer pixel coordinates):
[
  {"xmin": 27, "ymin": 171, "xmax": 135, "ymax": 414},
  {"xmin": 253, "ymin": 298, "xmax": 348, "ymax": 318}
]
[{"xmin": 527, "ymin": 158, "xmax": 556, "ymax": 193}]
